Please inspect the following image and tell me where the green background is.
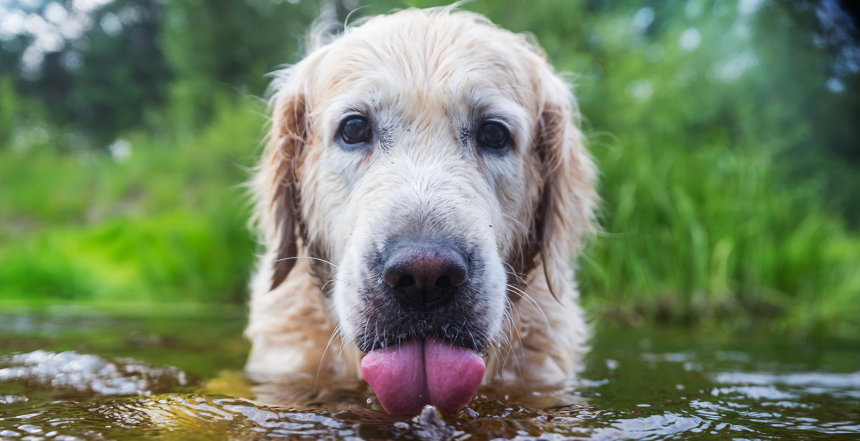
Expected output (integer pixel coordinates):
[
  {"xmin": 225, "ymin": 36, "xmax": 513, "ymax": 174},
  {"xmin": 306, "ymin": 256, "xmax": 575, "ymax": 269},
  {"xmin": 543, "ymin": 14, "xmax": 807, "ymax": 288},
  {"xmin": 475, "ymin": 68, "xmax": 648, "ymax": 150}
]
[{"xmin": 1, "ymin": 0, "xmax": 858, "ymax": 336}]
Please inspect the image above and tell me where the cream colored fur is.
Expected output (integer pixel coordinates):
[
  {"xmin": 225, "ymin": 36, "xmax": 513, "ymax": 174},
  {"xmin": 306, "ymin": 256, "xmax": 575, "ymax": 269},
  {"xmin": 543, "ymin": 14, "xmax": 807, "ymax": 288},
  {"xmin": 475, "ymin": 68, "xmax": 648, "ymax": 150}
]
[{"xmin": 245, "ymin": 6, "xmax": 597, "ymax": 390}]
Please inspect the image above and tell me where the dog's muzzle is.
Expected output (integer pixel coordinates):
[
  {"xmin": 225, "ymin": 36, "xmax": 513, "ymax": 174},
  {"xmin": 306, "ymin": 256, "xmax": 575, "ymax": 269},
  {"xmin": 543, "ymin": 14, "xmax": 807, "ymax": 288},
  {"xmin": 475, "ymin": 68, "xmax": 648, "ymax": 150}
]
[{"xmin": 358, "ymin": 238, "xmax": 490, "ymax": 415}]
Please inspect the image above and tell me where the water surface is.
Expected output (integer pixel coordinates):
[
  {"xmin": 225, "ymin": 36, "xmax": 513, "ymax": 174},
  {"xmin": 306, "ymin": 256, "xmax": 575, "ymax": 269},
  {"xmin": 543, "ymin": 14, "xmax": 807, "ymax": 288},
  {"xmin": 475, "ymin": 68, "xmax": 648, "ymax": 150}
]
[{"xmin": 1, "ymin": 312, "xmax": 858, "ymax": 440}]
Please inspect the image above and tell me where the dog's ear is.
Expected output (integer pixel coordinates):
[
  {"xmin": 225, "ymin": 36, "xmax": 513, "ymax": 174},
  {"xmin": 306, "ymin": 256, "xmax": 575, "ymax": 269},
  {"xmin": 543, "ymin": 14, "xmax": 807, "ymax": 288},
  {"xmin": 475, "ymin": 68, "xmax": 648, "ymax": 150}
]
[
  {"xmin": 535, "ymin": 72, "xmax": 597, "ymax": 300},
  {"xmin": 257, "ymin": 92, "xmax": 309, "ymax": 291}
]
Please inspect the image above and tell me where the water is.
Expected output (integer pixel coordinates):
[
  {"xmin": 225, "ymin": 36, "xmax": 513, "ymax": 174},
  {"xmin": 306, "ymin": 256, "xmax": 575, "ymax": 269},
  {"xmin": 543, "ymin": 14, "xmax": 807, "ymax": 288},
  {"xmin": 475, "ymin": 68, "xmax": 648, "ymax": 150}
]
[{"xmin": 1, "ymin": 312, "xmax": 858, "ymax": 440}]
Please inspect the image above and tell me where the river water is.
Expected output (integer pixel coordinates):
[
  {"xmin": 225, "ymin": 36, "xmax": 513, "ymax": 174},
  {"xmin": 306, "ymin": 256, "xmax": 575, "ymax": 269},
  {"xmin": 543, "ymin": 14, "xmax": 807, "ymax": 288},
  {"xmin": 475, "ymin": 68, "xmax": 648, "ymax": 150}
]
[{"xmin": 0, "ymin": 312, "xmax": 858, "ymax": 440}]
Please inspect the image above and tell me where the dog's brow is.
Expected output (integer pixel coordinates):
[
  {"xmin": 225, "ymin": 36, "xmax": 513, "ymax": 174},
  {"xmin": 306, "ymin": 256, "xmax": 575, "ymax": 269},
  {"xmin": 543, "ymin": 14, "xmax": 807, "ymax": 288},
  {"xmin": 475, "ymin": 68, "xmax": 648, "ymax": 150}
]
[
  {"xmin": 481, "ymin": 113, "xmax": 514, "ymax": 127},
  {"xmin": 341, "ymin": 106, "xmax": 369, "ymax": 117}
]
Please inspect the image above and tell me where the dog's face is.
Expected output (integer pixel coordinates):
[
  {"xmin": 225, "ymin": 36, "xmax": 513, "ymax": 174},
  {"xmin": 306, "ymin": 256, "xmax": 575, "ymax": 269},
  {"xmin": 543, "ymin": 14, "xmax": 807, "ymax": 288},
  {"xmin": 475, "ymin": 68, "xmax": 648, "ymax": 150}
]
[
  {"xmin": 256, "ymin": 10, "xmax": 595, "ymax": 402},
  {"xmin": 307, "ymin": 20, "xmax": 551, "ymax": 356}
]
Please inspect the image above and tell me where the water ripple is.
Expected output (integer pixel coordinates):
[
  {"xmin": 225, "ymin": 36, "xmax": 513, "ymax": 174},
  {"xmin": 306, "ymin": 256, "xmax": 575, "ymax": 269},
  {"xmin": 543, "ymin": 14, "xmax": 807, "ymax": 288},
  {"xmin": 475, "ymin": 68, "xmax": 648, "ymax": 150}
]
[{"xmin": 0, "ymin": 350, "xmax": 191, "ymax": 396}]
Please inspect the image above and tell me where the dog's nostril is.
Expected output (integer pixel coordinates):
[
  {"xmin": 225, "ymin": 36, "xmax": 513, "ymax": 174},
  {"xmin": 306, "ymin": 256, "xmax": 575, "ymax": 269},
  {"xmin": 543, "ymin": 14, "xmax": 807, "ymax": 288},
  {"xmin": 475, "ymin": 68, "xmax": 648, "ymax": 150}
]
[
  {"xmin": 444, "ymin": 271, "xmax": 466, "ymax": 288},
  {"xmin": 400, "ymin": 275, "xmax": 415, "ymax": 288},
  {"xmin": 435, "ymin": 273, "xmax": 466, "ymax": 289}
]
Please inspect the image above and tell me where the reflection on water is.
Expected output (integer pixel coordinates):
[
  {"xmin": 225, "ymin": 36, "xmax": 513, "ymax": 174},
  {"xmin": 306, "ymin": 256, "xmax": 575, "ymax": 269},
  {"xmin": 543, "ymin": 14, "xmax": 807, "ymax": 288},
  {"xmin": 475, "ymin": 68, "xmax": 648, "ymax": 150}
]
[
  {"xmin": 1, "ymin": 314, "xmax": 859, "ymax": 440},
  {"xmin": 0, "ymin": 350, "xmax": 190, "ymax": 397}
]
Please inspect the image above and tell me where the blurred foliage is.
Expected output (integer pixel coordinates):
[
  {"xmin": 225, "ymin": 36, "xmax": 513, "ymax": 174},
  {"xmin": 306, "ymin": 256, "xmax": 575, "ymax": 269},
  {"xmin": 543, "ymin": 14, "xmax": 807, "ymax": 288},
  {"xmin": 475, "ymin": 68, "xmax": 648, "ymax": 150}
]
[
  {"xmin": 0, "ymin": 97, "xmax": 260, "ymax": 305},
  {"xmin": 0, "ymin": 0, "xmax": 171, "ymax": 147},
  {"xmin": 1, "ymin": 0, "xmax": 859, "ymax": 335},
  {"xmin": 0, "ymin": 78, "xmax": 47, "ymax": 147},
  {"xmin": 158, "ymin": 0, "xmax": 317, "ymax": 128}
]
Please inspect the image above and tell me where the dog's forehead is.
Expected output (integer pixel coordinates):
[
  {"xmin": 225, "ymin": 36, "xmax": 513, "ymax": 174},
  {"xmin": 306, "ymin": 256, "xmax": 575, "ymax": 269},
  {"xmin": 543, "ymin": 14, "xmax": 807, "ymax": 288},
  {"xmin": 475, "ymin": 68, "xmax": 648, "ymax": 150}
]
[{"xmin": 310, "ymin": 18, "xmax": 543, "ymax": 119}]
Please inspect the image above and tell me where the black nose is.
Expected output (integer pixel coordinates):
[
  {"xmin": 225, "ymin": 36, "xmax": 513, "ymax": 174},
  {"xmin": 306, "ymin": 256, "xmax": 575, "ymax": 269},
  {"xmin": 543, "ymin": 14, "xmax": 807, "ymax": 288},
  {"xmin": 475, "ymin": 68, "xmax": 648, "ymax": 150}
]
[{"xmin": 382, "ymin": 242, "xmax": 468, "ymax": 308}]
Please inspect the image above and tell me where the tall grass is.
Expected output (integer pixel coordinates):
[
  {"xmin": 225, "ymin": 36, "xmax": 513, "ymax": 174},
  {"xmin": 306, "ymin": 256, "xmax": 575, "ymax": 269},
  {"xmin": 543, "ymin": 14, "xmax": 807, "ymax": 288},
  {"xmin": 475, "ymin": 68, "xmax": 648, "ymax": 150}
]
[
  {"xmin": 582, "ymin": 128, "xmax": 860, "ymax": 334},
  {"xmin": 0, "ymin": 98, "xmax": 262, "ymax": 307}
]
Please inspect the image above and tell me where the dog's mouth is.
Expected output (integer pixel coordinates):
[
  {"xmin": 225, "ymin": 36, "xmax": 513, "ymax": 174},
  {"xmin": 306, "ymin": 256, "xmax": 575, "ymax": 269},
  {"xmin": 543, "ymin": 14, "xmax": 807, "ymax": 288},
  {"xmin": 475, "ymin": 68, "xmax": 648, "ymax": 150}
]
[{"xmin": 360, "ymin": 337, "xmax": 485, "ymax": 415}]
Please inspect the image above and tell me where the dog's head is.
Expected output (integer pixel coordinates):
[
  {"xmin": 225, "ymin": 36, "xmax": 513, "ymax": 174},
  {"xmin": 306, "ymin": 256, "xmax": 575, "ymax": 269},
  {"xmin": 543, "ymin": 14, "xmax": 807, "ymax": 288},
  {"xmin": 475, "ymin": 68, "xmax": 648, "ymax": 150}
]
[{"xmin": 255, "ymin": 8, "xmax": 595, "ymax": 414}]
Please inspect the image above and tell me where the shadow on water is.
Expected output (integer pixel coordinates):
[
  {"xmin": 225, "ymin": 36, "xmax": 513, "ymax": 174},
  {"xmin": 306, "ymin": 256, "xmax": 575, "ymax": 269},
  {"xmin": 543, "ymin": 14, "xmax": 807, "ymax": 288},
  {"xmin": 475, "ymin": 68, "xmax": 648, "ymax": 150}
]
[{"xmin": 1, "ymin": 313, "xmax": 859, "ymax": 440}]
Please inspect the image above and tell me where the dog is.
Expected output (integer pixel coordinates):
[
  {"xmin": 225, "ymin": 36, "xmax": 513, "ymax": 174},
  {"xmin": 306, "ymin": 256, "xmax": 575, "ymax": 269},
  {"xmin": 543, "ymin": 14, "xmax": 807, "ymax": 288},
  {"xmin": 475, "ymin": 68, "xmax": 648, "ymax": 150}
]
[{"xmin": 244, "ymin": 6, "xmax": 597, "ymax": 415}]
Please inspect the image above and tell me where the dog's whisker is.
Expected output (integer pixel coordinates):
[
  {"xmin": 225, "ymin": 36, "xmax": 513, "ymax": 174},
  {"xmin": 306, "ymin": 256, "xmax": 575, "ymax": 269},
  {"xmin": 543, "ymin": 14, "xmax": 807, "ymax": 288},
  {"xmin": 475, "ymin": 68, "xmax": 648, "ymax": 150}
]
[
  {"xmin": 496, "ymin": 212, "xmax": 530, "ymax": 233},
  {"xmin": 362, "ymin": 316, "xmax": 371, "ymax": 352},
  {"xmin": 373, "ymin": 316, "xmax": 380, "ymax": 351},
  {"xmin": 315, "ymin": 322, "xmax": 343, "ymax": 393},
  {"xmin": 497, "ymin": 298, "xmax": 517, "ymax": 374},
  {"xmin": 506, "ymin": 283, "xmax": 552, "ymax": 331},
  {"xmin": 508, "ymin": 300, "xmax": 525, "ymax": 369},
  {"xmin": 505, "ymin": 282, "xmax": 539, "ymax": 308},
  {"xmin": 337, "ymin": 321, "xmax": 354, "ymax": 359},
  {"xmin": 506, "ymin": 284, "xmax": 548, "ymax": 328},
  {"xmin": 320, "ymin": 279, "xmax": 335, "ymax": 292},
  {"xmin": 510, "ymin": 302, "xmax": 529, "ymax": 389},
  {"xmin": 319, "ymin": 270, "xmax": 338, "ymax": 293},
  {"xmin": 502, "ymin": 263, "xmax": 529, "ymax": 287},
  {"xmin": 498, "ymin": 330, "xmax": 515, "ymax": 378},
  {"xmin": 502, "ymin": 296, "xmax": 528, "ymax": 386},
  {"xmin": 273, "ymin": 256, "xmax": 340, "ymax": 269},
  {"xmin": 489, "ymin": 210, "xmax": 540, "ymax": 250}
]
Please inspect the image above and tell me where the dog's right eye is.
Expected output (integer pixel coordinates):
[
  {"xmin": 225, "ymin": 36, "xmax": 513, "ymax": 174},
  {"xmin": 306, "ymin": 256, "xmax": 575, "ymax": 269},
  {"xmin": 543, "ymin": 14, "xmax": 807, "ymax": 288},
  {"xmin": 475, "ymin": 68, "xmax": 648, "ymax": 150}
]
[
  {"xmin": 476, "ymin": 122, "xmax": 510, "ymax": 150},
  {"xmin": 340, "ymin": 116, "xmax": 372, "ymax": 145}
]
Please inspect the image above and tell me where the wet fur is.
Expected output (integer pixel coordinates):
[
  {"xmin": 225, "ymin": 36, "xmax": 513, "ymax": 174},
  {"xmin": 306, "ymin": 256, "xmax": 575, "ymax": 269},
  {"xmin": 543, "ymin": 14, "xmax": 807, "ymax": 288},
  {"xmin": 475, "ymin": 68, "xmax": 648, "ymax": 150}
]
[{"xmin": 245, "ymin": 7, "xmax": 597, "ymax": 388}]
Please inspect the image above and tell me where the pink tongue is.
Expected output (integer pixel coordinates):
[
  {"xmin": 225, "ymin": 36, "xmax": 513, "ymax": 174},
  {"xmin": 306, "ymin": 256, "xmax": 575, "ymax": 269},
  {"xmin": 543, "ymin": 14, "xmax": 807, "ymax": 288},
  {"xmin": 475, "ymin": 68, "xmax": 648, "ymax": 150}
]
[{"xmin": 361, "ymin": 338, "xmax": 485, "ymax": 415}]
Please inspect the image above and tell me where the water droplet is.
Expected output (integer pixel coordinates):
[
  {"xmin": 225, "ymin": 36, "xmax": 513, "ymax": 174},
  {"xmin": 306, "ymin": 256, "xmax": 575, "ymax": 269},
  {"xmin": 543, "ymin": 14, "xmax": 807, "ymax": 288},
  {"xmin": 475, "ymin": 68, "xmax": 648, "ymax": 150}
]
[
  {"xmin": 479, "ymin": 349, "xmax": 489, "ymax": 358},
  {"xmin": 366, "ymin": 398, "xmax": 372, "ymax": 404}
]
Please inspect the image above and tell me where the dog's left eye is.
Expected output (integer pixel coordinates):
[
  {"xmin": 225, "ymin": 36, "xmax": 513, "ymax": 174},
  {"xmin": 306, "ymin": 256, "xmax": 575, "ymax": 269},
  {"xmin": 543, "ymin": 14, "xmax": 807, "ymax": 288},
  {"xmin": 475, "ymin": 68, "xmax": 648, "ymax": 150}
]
[
  {"xmin": 340, "ymin": 116, "xmax": 372, "ymax": 144},
  {"xmin": 476, "ymin": 122, "xmax": 510, "ymax": 150}
]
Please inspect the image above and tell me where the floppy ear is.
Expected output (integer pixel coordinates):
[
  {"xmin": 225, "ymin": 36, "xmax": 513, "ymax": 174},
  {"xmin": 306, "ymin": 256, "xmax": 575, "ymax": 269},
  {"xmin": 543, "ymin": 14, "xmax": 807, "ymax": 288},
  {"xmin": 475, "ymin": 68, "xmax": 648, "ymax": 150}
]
[
  {"xmin": 255, "ymin": 92, "xmax": 309, "ymax": 290},
  {"xmin": 535, "ymin": 72, "xmax": 597, "ymax": 300}
]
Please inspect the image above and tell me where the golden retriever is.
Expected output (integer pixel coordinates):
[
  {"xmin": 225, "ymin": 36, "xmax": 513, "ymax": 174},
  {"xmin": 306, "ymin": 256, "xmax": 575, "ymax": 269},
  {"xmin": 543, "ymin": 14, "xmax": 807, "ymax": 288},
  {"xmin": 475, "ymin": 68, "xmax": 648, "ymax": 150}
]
[{"xmin": 244, "ymin": 6, "xmax": 596, "ymax": 415}]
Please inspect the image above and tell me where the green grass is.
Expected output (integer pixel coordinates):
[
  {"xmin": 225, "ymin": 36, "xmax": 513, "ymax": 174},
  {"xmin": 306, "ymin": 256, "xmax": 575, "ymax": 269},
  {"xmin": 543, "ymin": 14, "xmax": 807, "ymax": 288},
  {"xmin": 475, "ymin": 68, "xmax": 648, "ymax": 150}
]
[
  {"xmin": 581, "ymin": 125, "xmax": 860, "ymax": 334},
  {"xmin": 0, "ymin": 99, "xmax": 262, "ymax": 306}
]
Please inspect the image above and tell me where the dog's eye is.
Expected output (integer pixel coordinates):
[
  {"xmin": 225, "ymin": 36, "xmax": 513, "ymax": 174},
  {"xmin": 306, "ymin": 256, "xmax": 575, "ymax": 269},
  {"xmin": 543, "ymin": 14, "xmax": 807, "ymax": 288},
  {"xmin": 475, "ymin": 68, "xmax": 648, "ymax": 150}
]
[
  {"xmin": 341, "ymin": 116, "xmax": 372, "ymax": 144},
  {"xmin": 476, "ymin": 122, "xmax": 509, "ymax": 149}
]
